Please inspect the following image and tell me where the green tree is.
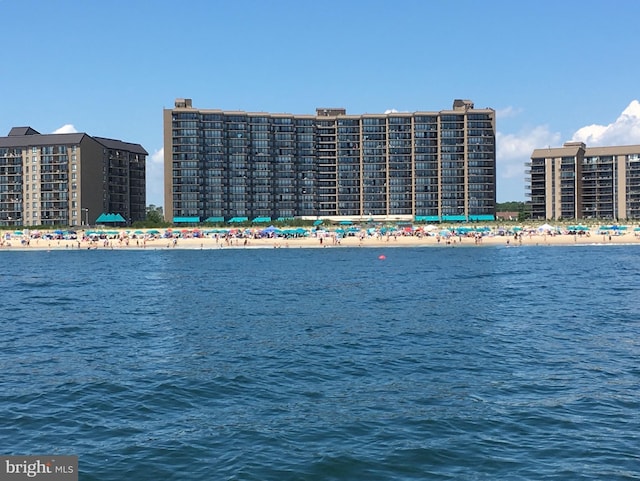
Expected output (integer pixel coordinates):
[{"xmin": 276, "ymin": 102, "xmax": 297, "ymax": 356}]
[
  {"xmin": 496, "ymin": 201, "xmax": 525, "ymax": 212},
  {"xmin": 146, "ymin": 204, "xmax": 164, "ymax": 224},
  {"xmin": 496, "ymin": 201, "xmax": 531, "ymax": 222},
  {"xmin": 130, "ymin": 205, "xmax": 170, "ymax": 228}
]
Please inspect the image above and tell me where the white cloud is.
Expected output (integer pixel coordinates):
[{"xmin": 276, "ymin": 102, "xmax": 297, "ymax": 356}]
[
  {"xmin": 146, "ymin": 148, "xmax": 164, "ymax": 208},
  {"xmin": 384, "ymin": 108, "xmax": 399, "ymax": 114},
  {"xmin": 571, "ymin": 100, "xmax": 640, "ymax": 146},
  {"xmin": 496, "ymin": 125, "xmax": 561, "ymax": 201},
  {"xmin": 495, "ymin": 100, "xmax": 640, "ymax": 201},
  {"xmin": 52, "ymin": 124, "xmax": 78, "ymax": 134},
  {"xmin": 495, "ymin": 106, "xmax": 522, "ymax": 119}
]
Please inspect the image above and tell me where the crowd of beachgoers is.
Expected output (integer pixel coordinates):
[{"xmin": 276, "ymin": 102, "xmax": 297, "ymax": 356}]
[{"xmin": 1, "ymin": 222, "xmax": 640, "ymax": 250}]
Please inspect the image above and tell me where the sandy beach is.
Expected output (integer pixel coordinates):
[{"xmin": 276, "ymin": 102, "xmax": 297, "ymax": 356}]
[{"xmin": 1, "ymin": 227, "xmax": 639, "ymax": 251}]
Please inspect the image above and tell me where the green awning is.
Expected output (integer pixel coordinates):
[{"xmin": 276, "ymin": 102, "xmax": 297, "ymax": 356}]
[
  {"xmin": 96, "ymin": 213, "xmax": 126, "ymax": 223},
  {"xmin": 252, "ymin": 216, "xmax": 272, "ymax": 223},
  {"xmin": 313, "ymin": 220, "xmax": 324, "ymax": 226},
  {"xmin": 173, "ymin": 216, "xmax": 200, "ymax": 223},
  {"xmin": 339, "ymin": 220, "xmax": 353, "ymax": 225},
  {"xmin": 204, "ymin": 216, "xmax": 225, "ymax": 223},
  {"xmin": 415, "ymin": 215, "xmax": 439, "ymax": 222},
  {"xmin": 228, "ymin": 217, "xmax": 249, "ymax": 223},
  {"xmin": 468, "ymin": 215, "xmax": 496, "ymax": 221},
  {"xmin": 442, "ymin": 215, "xmax": 467, "ymax": 222}
]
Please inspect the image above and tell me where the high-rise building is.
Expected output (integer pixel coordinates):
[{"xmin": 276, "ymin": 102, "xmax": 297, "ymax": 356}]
[
  {"xmin": 163, "ymin": 98, "xmax": 496, "ymax": 223},
  {"xmin": 528, "ymin": 142, "xmax": 640, "ymax": 220},
  {"xmin": 0, "ymin": 127, "xmax": 147, "ymax": 227}
]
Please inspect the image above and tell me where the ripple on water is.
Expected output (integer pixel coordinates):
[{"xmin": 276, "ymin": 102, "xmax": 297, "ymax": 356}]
[{"xmin": 1, "ymin": 247, "xmax": 639, "ymax": 480}]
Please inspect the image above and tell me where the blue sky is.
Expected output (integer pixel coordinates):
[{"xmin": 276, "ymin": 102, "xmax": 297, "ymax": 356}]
[{"xmin": 3, "ymin": 0, "xmax": 640, "ymax": 207}]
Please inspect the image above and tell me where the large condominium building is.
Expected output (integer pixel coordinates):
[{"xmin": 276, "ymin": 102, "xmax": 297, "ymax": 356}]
[
  {"xmin": 0, "ymin": 127, "xmax": 147, "ymax": 227},
  {"xmin": 164, "ymin": 98, "xmax": 496, "ymax": 223},
  {"xmin": 528, "ymin": 142, "xmax": 640, "ymax": 220}
]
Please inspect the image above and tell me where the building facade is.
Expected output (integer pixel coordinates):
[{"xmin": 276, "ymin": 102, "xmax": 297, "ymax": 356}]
[
  {"xmin": 164, "ymin": 98, "xmax": 496, "ymax": 223},
  {"xmin": 0, "ymin": 127, "xmax": 147, "ymax": 227},
  {"xmin": 528, "ymin": 142, "xmax": 640, "ymax": 220}
]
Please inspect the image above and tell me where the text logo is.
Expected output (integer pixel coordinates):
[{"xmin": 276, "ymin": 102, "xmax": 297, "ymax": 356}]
[{"xmin": 0, "ymin": 456, "xmax": 77, "ymax": 481}]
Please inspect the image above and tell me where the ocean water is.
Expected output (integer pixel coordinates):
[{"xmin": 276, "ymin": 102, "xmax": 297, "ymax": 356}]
[{"xmin": 1, "ymin": 245, "xmax": 639, "ymax": 480}]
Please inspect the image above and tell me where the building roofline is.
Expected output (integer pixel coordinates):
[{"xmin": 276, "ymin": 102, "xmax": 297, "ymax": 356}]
[
  {"xmin": 93, "ymin": 136, "xmax": 148, "ymax": 155},
  {"xmin": 0, "ymin": 129, "xmax": 147, "ymax": 155},
  {"xmin": 532, "ymin": 143, "xmax": 640, "ymax": 158},
  {"xmin": 169, "ymin": 98, "xmax": 494, "ymax": 118},
  {"xmin": 0, "ymin": 131, "xmax": 88, "ymax": 148}
]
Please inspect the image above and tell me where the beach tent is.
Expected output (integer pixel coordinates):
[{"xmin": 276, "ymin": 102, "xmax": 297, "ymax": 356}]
[
  {"xmin": 537, "ymin": 223, "xmax": 555, "ymax": 232},
  {"xmin": 260, "ymin": 225, "xmax": 282, "ymax": 236}
]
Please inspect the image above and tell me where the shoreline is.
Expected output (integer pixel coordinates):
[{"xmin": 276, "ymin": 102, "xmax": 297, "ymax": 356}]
[{"xmin": 1, "ymin": 229, "xmax": 639, "ymax": 251}]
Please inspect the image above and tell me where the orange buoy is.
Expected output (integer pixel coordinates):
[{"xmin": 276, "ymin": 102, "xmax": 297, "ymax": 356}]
[{"xmin": 378, "ymin": 255, "xmax": 386, "ymax": 260}]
